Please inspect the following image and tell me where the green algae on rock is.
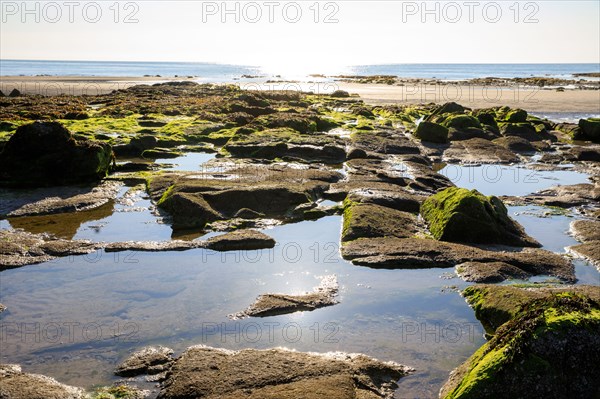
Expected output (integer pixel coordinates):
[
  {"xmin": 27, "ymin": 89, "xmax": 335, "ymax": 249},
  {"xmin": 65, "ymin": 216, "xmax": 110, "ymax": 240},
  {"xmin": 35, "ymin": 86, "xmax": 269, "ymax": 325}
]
[
  {"xmin": 0, "ymin": 121, "xmax": 114, "ymax": 187},
  {"xmin": 414, "ymin": 121, "xmax": 449, "ymax": 143},
  {"xmin": 441, "ymin": 288, "xmax": 600, "ymax": 399},
  {"xmin": 421, "ymin": 187, "xmax": 539, "ymax": 247},
  {"xmin": 461, "ymin": 284, "xmax": 600, "ymax": 334},
  {"xmin": 576, "ymin": 118, "xmax": 600, "ymax": 142}
]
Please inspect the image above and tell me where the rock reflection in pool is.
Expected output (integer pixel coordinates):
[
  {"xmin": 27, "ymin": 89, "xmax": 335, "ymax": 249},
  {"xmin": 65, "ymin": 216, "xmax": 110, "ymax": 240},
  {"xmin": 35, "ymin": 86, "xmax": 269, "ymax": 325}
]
[{"xmin": 437, "ymin": 163, "xmax": 590, "ymax": 197}]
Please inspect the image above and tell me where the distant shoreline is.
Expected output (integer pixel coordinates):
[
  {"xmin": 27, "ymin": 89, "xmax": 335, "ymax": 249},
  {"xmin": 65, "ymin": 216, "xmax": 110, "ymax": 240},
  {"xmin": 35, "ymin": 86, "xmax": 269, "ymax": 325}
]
[{"xmin": 1, "ymin": 75, "xmax": 599, "ymax": 114}]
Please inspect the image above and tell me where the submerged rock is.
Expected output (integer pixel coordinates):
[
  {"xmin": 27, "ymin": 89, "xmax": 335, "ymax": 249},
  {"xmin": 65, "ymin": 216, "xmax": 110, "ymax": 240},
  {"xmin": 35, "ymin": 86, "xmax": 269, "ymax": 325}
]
[
  {"xmin": 421, "ymin": 187, "xmax": 539, "ymax": 247},
  {"xmin": 0, "ymin": 303, "xmax": 5, "ymax": 313},
  {"xmin": 230, "ymin": 275, "xmax": 338, "ymax": 318},
  {"xmin": 441, "ymin": 288, "xmax": 600, "ymax": 399},
  {"xmin": 205, "ymin": 230, "xmax": 275, "ymax": 251},
  {"xmin": 115, "ymin": 346, "xmax": 174, "ymax": 377},
  {"xmin": 0, "ymin": 122, "xmax": 114, "ymax": 187},
  {"xmin": 0, "ymin": 364, "xmax": 84, "ymax": 399},
  {"xmin": 156, "ymin": 346, "xmax": 413, "ymax": 399}
]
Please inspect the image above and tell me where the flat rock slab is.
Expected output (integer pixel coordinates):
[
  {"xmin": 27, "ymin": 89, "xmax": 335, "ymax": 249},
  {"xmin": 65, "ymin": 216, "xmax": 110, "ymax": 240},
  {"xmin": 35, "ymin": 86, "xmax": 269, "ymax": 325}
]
[
  {"xmin": 506, "ymin": 183, "xmax": 600, "ymax": 208},
  {"xmin": 0, "ymin": 181, "xmax": 122, "ymax": 217},
  {"xmin": 205, "ymin": 230, "xmax": 275, "ymax": 251},
  {"xmin": 103, "ymin": 240, "xmax": 204, "ymax": 252},
  {"xmin": 156, "ymin": 346, "xmax": 413, "ymax": 399},
  {"xmin": 342, "ymin": 202, "xmax": 422, "ymax": 242},
  {"xmin": 0, "ymin": 364, "xmax": 84, "ymax": 399},
  {"xmin": 456, "ymin": 261, "xmax": 531, "ymax": 283},
  {"xmin": 443, "ymin": 138, "xmax": 519, "ymax": 164},
  {"xmin": 0, "ymin": 229, "xmax": 98, "ymax": 269},
  {"xmin": 230, "ymin": 275, "xmax": 338, "ymax": 318},
  {"xmin": 341, "ymin": 237, "xmax": 574, "ymax": 282}
]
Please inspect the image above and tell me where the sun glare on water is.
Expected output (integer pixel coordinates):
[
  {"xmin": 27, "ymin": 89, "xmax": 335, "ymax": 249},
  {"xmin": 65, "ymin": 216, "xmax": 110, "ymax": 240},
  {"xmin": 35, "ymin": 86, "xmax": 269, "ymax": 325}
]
[{"xmin": 259, "ymin": 60, "xmax": 352, "ymax": 80}]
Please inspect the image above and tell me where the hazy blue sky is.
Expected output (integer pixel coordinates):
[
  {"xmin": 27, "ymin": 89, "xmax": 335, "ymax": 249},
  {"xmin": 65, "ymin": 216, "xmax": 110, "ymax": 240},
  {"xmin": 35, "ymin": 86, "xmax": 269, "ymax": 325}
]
[{"xmin": 1, "ymin": 1, "xmax": 598, "ymax": 73}]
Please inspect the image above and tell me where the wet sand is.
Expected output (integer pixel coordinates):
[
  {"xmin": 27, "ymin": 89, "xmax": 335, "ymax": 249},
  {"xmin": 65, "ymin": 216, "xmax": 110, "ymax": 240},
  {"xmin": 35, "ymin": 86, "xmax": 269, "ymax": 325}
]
[
  {"xmin": 337, "ymin": 82, "xmax": 600, "ymax": 113},
  {"xmin": 1, "ymin": 75, "xmax": 599, "ymax": 113}
]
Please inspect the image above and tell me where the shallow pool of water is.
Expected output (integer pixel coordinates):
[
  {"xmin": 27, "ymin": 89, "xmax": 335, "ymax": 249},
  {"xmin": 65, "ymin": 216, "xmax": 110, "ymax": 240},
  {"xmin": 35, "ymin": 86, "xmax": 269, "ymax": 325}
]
[
  {"xmin": 3, "ymin": 186, "xmax": 178, "ymax": 242},
  {"xmin": 438, "ymin": 164, "xmax": 590, "ymax": 196},
  {"xmin": 508, "ymin": 205, "xmax": 599, "ymax": 284},
  {"xmin": 0, "ymin": 216, "xmax": 486, "ymax": 398}
]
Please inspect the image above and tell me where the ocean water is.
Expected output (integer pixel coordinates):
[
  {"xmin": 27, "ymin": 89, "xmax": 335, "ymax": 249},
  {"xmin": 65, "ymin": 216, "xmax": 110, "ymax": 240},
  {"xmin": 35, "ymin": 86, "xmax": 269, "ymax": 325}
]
[{"xmin": 1, "ymin": 59, "xmax": 598, "ymax": 81}]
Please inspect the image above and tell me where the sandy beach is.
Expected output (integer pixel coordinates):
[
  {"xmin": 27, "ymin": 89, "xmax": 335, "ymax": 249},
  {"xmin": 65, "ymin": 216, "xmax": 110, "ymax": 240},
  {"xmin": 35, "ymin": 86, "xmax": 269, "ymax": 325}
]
[{"xmin": 2, "ymin": 75, "xmax": 599, "ymax": 114}]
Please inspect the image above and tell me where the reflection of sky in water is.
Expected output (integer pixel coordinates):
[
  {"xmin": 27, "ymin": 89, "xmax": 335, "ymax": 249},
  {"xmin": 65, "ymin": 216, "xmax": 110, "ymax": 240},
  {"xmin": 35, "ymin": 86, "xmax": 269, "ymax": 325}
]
[
  {"xmin": 0, "ymin": 216, "xmax": 485, "ymax": 398},
  {"xmin": 155, "ymin": 152, "xmax": 216, "ymax": 171},
  {"xmin": 530, "ymin": 112, "xmax": 600, "ymax": 124},
  {"xmin": 439, "ymin": 164, "xmax": 590, "ymax": 196}
]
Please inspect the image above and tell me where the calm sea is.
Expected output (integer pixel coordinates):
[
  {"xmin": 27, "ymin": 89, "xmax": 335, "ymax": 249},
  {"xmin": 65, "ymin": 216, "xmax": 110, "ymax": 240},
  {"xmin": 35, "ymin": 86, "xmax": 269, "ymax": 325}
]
[{"xmin": 1, "ymin": 59, "xmax": 598, "ymax": 81}]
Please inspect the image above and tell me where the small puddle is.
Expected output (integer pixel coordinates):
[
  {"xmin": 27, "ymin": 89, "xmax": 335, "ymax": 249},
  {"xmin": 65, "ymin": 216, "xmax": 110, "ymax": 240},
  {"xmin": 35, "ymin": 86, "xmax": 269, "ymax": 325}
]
[
  {"xmin": 437, "ymin": 163, "xmax": 590, "ymax": 196},
  {"xmin": 4, "ymin": 186, "xmax": 183, "ymax": 242},
  {"xmin": 154, "ymin": 152, "xmax": 216, "ymax": 171},
  {"xmin": 508, "ymin": 205, "xmax": 599, "ymax": 284}
]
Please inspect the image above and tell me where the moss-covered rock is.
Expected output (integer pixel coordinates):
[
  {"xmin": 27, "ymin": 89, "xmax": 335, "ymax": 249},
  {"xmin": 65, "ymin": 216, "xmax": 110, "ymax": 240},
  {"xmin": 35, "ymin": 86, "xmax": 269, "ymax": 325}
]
[
  {"xmin": 441, "ymin": 289, "xmax": 600, "ymax": 399},
  {"xmin": 461, "ymin": 284, "xmax": 600, "ymax": 333},
  {"xmin": 0, "ymin": 121, "xmax": 113, "ymax": 187},
  {"xmin": 421, "ymin": 187, "xmax": 539, "ymax": 247},
  {"xmin": 432, "ymin": 102, "xmax": 466, "ymax": 115},
  {"xmin": 440, "ymin": 114, "xmax": 482, "ymax": 130},
  {"xmin": 414, "ymin": 121, "xmax": 449, "ymax": 143},
  {"xmin": 577, "ymin": 118, "xmax": 600, "ymax": 142},
  {"xmin": 473, "ymin": 111, "xmax": 499, "ymax": 134},
  {"xmin": 504, "ymin": 108, "xmax": 528, "ymax": 123}
]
